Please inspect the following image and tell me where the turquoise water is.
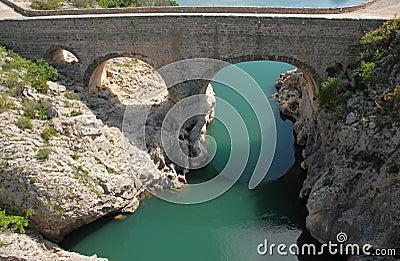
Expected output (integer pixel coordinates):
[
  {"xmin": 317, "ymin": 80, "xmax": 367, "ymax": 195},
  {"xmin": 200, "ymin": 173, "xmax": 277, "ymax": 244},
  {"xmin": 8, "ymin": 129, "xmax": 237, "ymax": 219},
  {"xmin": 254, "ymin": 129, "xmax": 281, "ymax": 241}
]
[
  {"xmin": 178, "ymin": 0, "xmax": 367, "ymax": 8},
  {"xmin": 61, "ymin": 62, "xmax": 314, "ymax": 260}
]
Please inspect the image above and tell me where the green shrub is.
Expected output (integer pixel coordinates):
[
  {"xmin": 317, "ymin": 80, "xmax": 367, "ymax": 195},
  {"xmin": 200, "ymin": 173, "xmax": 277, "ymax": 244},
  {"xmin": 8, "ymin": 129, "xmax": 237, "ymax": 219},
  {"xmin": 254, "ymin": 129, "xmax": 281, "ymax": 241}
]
[
  {"xmin": 30, "ymin": 0, "xmax": 63, "ymax": 9},
  {"xmin": 26, "ymin": 59, "xmax": 58, "ymax": 93},
  {"xmin": 15, "ymin": 117, "xmax": 33, "ymax": 130},
  {"xmin": 22, "ymin": 99, "xmax": 48, "ymax": 120},
  {"xmin": 322, "ymin": 177, "xmax": 333, "ymax": 187},
  {"xmin": 355, "ymin": 62, "xmax": 377, "ymax": 88},
  {"xmin": 384, "ymin": 84, "xmax": 400, "ymax": 108},
  {"xmin": 317, "ymin": 77, "xmax": 342, "ymax": 107},
  {"xmin": 37, "ymin": 148, "xmax": 51, "ymax": 160},
  {"xmin": 359, "ymin": 18, "xmax": 400, "ymax": 63},
  {"xmin": 4, "ymin": 73, "xmax": 25, "ymax": 97},
  {"xmin": 360, "ymin": 18, "xmax": 400, "ymax": 50},
  {"xmin": 2, "ymin": 48, "xmax": 58, "ymax": 94},
  {"xmin": 41, "ymin": 125, "xmax": 58, "ymax": 141},
  {"xmin": 0, "ymin": 209, "xmax": 29, "ymax": 234},
  {"xmin": 0, "ymin": 93, "xmax": 14, "ymax": 114}
]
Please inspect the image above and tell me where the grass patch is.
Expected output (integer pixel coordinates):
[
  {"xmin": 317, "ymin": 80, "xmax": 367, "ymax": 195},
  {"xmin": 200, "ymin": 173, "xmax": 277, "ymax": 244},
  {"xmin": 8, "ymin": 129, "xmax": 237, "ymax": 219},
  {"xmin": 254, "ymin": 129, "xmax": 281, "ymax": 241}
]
[
  {"xmin": 0, "ymin": 93, "xmax": 14, "ymax": 114},
  {"xmin": 74, "ymin": 165, "xmax": 89, "ymax": 179},
  {"xmin": 22, "ymin": 99, "xmax": 48, "ymax": 120},
  {"xmin": 55, "ymin": 209, "xmax": 64, "ymax": 217},
  {"xmin": 106, "ymin": 167, "xmax": 115, "ymax": 174},
  {"xmin": 41, "ymin": 125, "xmax": 58, "ymax": 141},
  {"xmin": 71, "ymin": 151, "xmax": 81, "ymax": 160},
  {"xmin": 15, "ymin": 117, "xmax": 33, "ymax": 130},
  {"xmin": 1, "ymin": 46, "xmax": 57, "ymax": 94},
  {"xmin": 4, "ymin": 73, "xmax": 25, "ymax": 97},
  {"xmin": 37, "ymin": 148, "xmax": 51, "ymax": 161}
]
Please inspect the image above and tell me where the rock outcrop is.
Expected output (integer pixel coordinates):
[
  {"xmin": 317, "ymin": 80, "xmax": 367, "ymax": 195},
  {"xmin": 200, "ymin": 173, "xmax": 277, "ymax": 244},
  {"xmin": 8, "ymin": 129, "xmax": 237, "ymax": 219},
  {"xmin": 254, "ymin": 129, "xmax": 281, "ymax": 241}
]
[
  {"xmin": 0, "ymin": 231, "xmax": 106, "ymax": 261},
  {"xmin": 0, "ymin": 50, "xmax": 216, "ymax": 261},
  {"xmin": 274, "ymin": 46, "xmax": 400, "ymax": 257}
]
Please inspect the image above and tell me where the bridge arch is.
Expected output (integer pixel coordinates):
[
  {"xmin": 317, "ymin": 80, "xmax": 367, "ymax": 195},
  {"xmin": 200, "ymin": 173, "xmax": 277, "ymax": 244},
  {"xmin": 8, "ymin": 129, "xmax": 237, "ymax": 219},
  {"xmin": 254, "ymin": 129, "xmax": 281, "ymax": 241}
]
[
  {"xmin": 45, "ymin": 46, "xmax": 81, "ymax": 65},
  {"xmin": 84, "ymin": 52, "xmax": 155, "ymax": 92},
  {"xmin": 223, "ymin": 54, "xmax": 321, "ymax": 93}
]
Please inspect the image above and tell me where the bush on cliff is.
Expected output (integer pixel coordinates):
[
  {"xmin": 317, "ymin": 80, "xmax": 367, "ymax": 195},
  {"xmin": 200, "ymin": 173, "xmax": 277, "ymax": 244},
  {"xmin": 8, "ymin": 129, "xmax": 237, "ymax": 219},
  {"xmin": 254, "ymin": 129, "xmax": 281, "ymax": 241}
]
[
  {"xmin": 317, "ymin": 77, "xmax": 342, "ymax": 108},
  {"xmin": 1, "ymin": 46, "xmax": 58, "ymax": 94},
  {"xmin": 0, "ymin": 209, "xmax": 30, "ymax": 234},
  {"xmin": 354, "ymin": 61, "xmax": 378, "ymax": 89},
  {"xmin": 359, "ymin": 17, "xmax": 400, "ymax": 62}
]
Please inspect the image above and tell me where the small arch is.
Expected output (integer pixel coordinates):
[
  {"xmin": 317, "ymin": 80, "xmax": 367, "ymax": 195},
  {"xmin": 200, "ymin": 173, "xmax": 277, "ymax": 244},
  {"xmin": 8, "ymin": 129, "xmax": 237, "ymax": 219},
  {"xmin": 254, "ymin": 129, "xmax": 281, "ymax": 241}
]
[
  {"xmin": 223, "ymin": 55, "xmax": 321, "ymax": 112},
  {"xmin": 85, "ymin": 53, "xmax": 155, "ymax": 92},
  {"xmin": 49, "ymin": 48, "xmax": 79, "ymax": 65},
  {"xmin": 326, "ymin": 62, "xmax": 346, "ymax": 78},
  {"xmin": 224, "ymin": 55, "xmax": 320, "ymax": 93}
]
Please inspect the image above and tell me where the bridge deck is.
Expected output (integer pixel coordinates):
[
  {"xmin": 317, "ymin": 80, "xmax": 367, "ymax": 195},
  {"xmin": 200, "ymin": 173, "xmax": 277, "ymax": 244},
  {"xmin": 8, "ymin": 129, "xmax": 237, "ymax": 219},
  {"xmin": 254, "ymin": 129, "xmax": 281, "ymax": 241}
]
[{"xmin": 0, "ymin": 0, "xmax": 399, "ymax": 20}]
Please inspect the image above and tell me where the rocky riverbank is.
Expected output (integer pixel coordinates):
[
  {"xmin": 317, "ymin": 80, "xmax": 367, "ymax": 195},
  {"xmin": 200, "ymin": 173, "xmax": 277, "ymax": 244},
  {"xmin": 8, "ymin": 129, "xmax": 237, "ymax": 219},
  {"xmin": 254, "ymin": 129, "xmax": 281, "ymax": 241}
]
[
  {"xmin": 274, "ymin": 21, "xmax": 400, "ymax": 259},
  {"xmin": 0, "ymin": 50, "xmax": 212, "ymax": 259}
]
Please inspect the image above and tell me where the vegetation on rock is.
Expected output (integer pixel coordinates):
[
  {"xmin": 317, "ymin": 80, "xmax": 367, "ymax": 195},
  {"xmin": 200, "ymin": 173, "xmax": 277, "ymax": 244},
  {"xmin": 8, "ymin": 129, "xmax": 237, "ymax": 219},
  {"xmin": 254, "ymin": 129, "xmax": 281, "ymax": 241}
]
[
  {"xmin": 0, "ymin": 46, "xmax": 58, "ymax": 94},
  {"xmin": 30, "ymin": 0, "xmax": 179, "ymax": 9},
  {"xmin": 0, "ymin": 209, "xmax": 30, "ymax": 234}
]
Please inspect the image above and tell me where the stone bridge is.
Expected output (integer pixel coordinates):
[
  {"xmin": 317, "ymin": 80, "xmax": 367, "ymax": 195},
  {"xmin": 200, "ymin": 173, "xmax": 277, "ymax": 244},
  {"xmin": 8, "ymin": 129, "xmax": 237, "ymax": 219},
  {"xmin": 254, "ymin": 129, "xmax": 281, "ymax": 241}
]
[{"xmin": 0, "ymin": 0, "xmax": 397, "ymax": 93}]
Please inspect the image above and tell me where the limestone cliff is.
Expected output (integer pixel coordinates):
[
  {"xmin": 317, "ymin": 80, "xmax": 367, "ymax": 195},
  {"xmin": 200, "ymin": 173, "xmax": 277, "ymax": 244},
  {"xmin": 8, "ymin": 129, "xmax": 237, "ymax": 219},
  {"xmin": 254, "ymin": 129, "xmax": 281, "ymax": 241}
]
[{"xmin": 274, "ymin": 26, "xmax": 400, "ymax": 258}]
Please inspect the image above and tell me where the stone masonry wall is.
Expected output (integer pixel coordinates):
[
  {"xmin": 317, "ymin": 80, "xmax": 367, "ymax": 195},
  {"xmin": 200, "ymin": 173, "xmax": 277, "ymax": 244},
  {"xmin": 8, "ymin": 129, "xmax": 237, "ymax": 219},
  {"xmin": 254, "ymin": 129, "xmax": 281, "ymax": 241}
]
[{"xmin": 0, "ymin": 15, "xmax": 383, "ymax": 89}]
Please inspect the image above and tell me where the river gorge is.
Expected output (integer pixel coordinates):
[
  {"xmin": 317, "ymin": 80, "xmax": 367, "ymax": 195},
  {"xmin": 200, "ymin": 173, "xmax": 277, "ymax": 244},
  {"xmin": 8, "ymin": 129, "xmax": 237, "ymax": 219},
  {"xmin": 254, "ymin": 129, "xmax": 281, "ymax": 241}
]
[
  {"xmin": 1, "ymin": 0, "xmax": 399, "ymax": 260},
  {"xmin": 61, "ymin": 62, "xmax": 317, "ymax": 261}
]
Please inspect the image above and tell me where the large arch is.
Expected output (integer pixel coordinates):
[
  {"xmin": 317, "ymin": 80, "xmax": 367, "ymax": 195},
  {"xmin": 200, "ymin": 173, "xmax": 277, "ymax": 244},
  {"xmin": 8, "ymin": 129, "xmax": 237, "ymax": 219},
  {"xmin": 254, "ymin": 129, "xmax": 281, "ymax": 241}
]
[{"xmin": 85, "ymin": 52, "xmax": 156, "ymax": 92}]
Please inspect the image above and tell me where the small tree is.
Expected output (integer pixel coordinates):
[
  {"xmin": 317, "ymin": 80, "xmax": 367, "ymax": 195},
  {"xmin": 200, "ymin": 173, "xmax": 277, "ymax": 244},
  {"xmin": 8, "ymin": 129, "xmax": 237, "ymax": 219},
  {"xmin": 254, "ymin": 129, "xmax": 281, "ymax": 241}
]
[{"xmin": 317, "ymin": 77, "xmax": 343, "ymax": 108}]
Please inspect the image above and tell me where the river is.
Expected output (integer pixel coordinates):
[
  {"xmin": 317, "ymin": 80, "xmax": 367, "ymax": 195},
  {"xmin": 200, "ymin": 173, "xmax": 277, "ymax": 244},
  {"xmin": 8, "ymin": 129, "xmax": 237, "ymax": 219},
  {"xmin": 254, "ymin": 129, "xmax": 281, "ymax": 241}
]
[{"xmin": 60, "ymin": 1, "xmax": 364, "ymax": 259}]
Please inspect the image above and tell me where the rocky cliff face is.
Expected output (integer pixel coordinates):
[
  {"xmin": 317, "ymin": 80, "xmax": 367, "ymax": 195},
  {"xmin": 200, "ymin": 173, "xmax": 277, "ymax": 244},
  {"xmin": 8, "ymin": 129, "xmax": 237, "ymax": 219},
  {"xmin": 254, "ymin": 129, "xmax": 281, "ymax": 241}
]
[
  {"xmin": 0, "ymin": 51, "xmax": 215, "ymax": 258},
  {"xmin": 0, "ymin": 51, "xmax": 214, "ymax": 259},
  {"xmin": 274, "ymin": 37, "xmax": 400, "ymax": 256}
]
